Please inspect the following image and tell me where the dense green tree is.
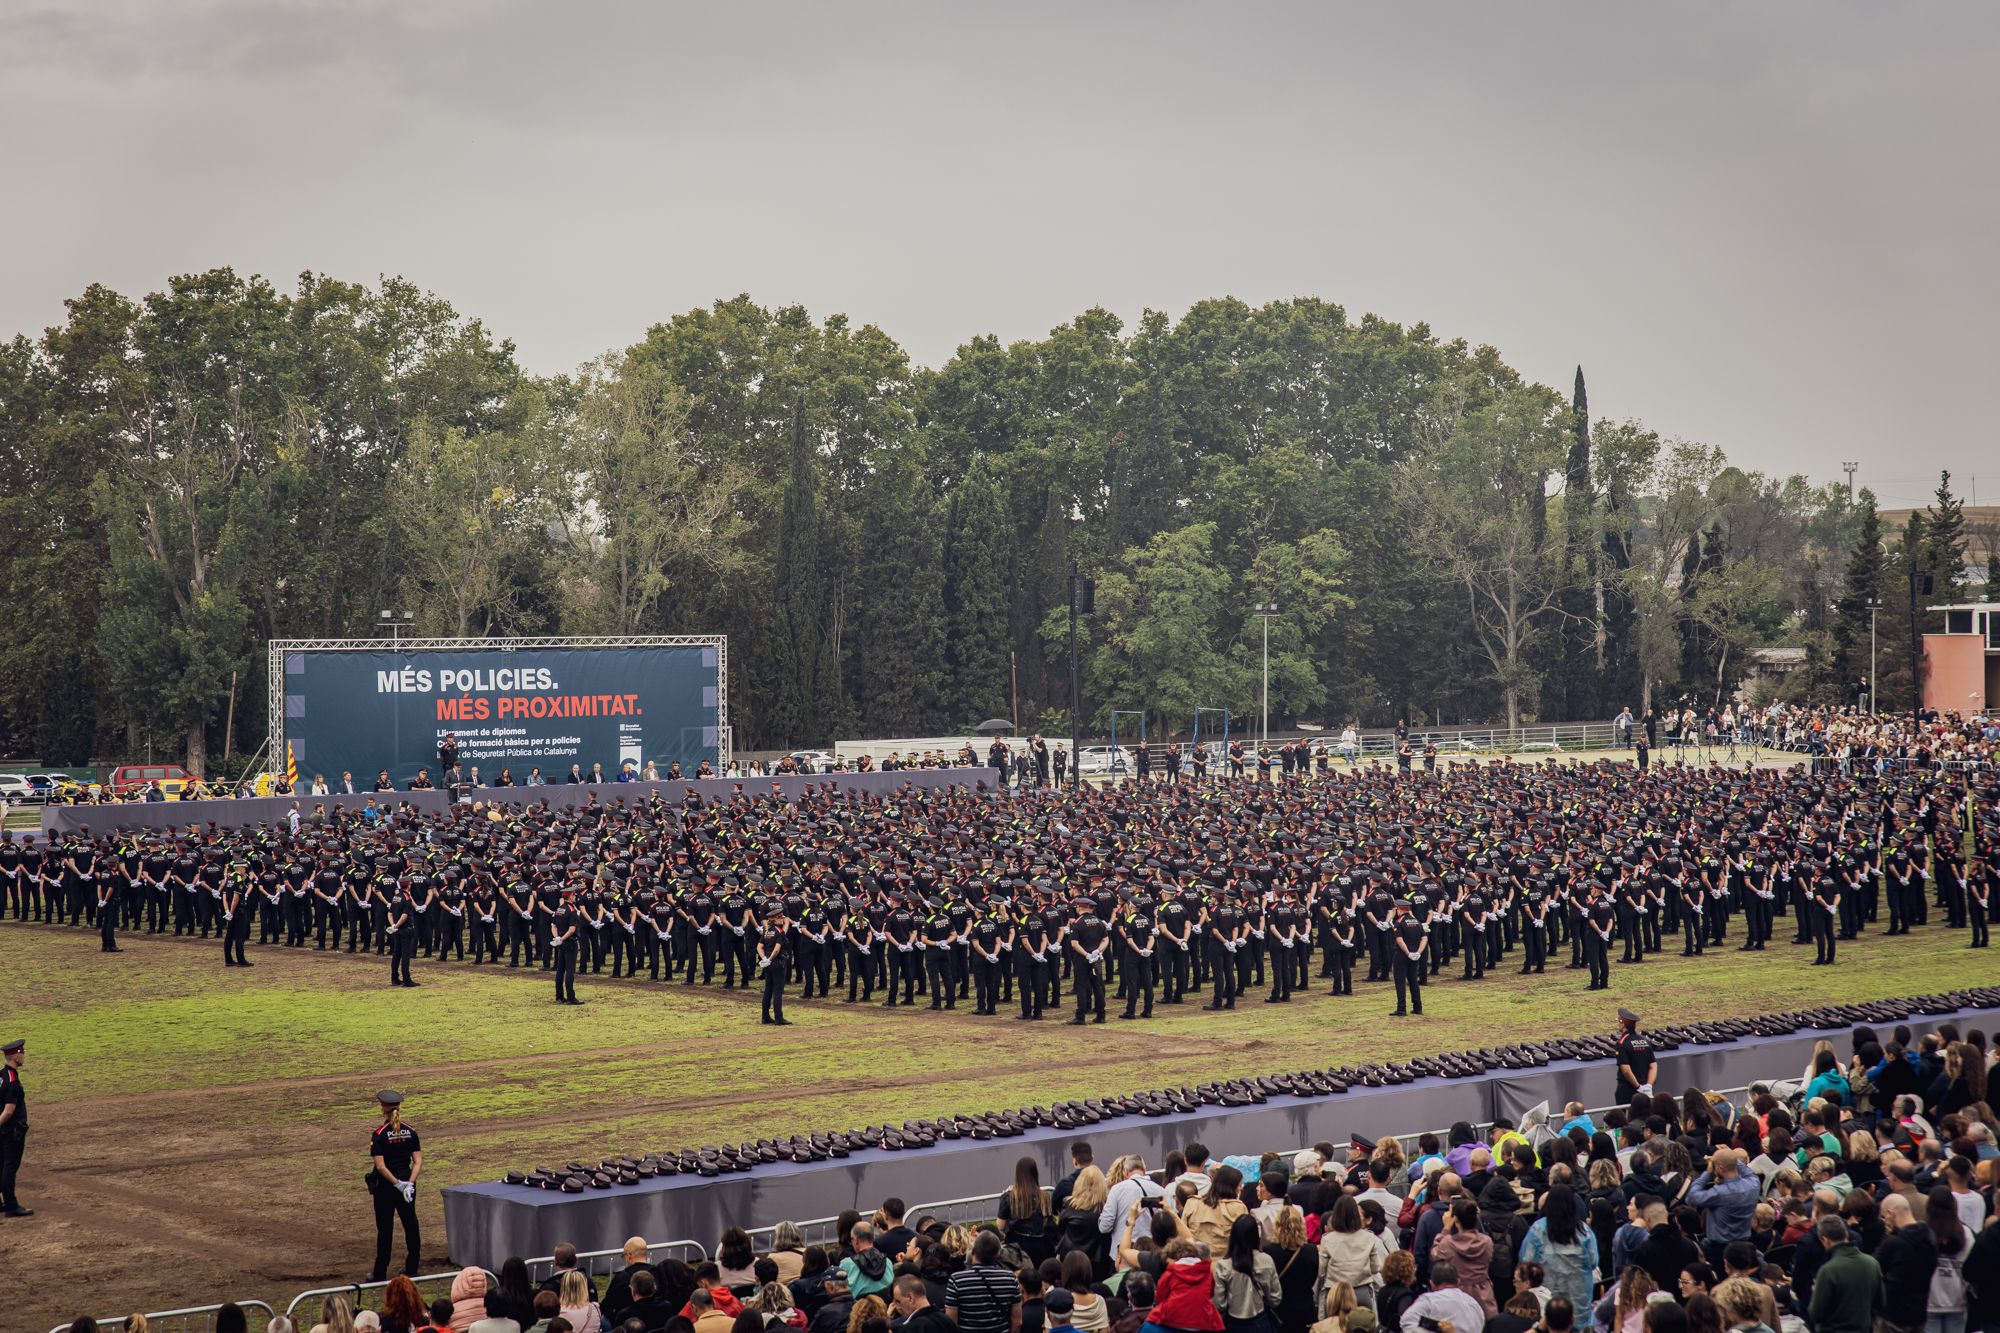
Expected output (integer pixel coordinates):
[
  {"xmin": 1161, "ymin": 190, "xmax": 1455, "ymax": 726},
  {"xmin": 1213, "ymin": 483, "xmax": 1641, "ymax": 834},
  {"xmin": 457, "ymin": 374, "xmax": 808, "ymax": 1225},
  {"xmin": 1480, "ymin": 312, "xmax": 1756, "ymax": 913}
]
[
  {"xmin": 2, "ymin": 273, "xmax": 1935, "ymax": 761},
  {"xmin": 847, "ymin": 450, "xmax": 946, "ymax": 735},
  {"xmin": 939, "ymin": 460, "xmax": 1012, "ymax": 726},
  {"xmin": 1833, "ymin": 489, "xmax": 1886, "ymax": 699},
  {"xmin": 1920, "ymin": 469, "xmax": 1969, "ymax": 599},
  {"xmin": 1545, "ymin": 365, "xmax": 1601, "ymax": 720},
  {"xmin": 551, "ymin": 351, "xmax": 749, "ymax": 635},
  {"xmin": 771, "ymin": 402, "xmax": 840, "ymax": 745},
  {"xmin": 1046, "ymin": 523, "xmax": 1241, "ymax": 729},
  {"xmin": 1396, "ymin": 385, "xmax": 1570, "ymax": 728}
]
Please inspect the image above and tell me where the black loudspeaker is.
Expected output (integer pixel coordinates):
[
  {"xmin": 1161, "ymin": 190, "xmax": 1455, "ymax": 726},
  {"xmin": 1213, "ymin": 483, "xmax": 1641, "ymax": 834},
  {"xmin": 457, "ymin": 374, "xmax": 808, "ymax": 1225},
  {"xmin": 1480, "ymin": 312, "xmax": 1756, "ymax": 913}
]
[
  {"xmin": 1077, "ymin": 578, "xmax": 1096, "ymax": 615},
  {"xmin": 1911, "ymin": 572, "xmax": 1934, "ymax": 596}
]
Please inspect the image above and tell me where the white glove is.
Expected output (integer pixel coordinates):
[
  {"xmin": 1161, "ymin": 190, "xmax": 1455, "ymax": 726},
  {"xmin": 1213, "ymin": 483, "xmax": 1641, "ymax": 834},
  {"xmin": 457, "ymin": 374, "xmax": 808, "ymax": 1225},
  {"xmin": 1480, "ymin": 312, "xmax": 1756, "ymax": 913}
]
[{"xmin": 400, "ymin": 1180, "xmax": 415, "ymax": 1202}]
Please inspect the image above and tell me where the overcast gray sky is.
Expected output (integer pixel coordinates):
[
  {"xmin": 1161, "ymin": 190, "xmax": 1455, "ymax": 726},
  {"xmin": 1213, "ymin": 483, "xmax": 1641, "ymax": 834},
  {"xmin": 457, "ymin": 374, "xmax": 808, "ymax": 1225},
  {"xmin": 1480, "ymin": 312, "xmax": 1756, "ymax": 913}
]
[{"xmin": 4, "ymin": 1, "xmax": 1994, "ymax": 503}]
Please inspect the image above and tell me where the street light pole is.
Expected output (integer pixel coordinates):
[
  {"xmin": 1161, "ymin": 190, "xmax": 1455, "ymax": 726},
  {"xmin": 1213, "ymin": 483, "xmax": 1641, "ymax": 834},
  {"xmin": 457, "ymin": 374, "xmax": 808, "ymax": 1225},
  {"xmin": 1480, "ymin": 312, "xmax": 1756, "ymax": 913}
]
[
  {"xmin": 1068, "ymin": 562, "xmax": 1082, "ymax": 789},
  {"xmin": 1250, "ymin": 603, "xmax": 1278, "ymax": 745},
  {"xmin": 1866, "ymin": 598, "xmax": 1881, "ymax": 714}
]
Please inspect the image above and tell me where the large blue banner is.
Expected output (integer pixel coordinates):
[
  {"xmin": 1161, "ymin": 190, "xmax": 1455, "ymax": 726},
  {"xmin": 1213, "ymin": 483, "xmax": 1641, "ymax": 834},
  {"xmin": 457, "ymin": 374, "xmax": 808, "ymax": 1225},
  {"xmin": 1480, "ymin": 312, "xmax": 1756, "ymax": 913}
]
[{"xmin": 282, "ymin": 643, "xmax": 721, "ymax": 788}]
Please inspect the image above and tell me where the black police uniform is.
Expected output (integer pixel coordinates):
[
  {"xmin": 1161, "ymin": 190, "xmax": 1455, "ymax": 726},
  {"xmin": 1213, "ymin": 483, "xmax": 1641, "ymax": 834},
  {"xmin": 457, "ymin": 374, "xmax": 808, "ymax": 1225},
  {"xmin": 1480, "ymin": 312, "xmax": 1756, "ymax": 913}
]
[
  {"xmin": 1519, "ymin": 891, "xmax": 1547, "ymax": 974},
  {"xmin": 884, "ymin": 904, "xmax": 920, "ymax": 1005},
  {"xmin": 1613, "ymin": 1019, "xmax": 1655, "ymax": 1106},
  {"xmin": 1810, "ymin": 870, "xmax": 1840, "ymax": 966},
  {"xmin": 1390, "ymin": 911, "xmax": 1426, "ymax": 1016},
  {"xmin": 922, "ymin": 905, "xmax": 957, "ymax": 1009},
  {"xmin": 367, "ymin": 1099, "xmax": 421, "ymax": 1280},
  {"xmin": 1326, "ymin": 905, "xmax": 1357, "ymax": 995},
  {"xmin": 222, "ymin": 873, "xmax": 253, "ymax": 967},
  {"xmin": 969, "ymin": 912, "xmax": 1005, "ymax": 1015},
  {"xmin": 551, "ymin": 899, "xmax": 582, "ymax": 1003},
  {"xmin": 1204, "ymin": 900, "xmax": 1242, "ymax": 1010},
  {"xmin": 0, "ymin": 1045, "xmax": 29, "ymax": 1216},
  {"xmin": 1119, "ymin": 907, "xmax": 1156, "ymax": 1018},
  {"xmin": 1068, "ymin": 909, "xmax": 1109, "ymax": 1023},
  {"xmin": 1013, "ymin": 907, "xmax": 1049, "ymax": 1019},
  {"xmin": 1968, "ymin": 862, "xmax": 1992, "ymax": 948},
  {"xmin": 388, "ymin": 888, "xmax": 421, "ymax": 987},
  {"xmin": 758, "ymin": 921, "xmax": 792, "ymax": 1024}
]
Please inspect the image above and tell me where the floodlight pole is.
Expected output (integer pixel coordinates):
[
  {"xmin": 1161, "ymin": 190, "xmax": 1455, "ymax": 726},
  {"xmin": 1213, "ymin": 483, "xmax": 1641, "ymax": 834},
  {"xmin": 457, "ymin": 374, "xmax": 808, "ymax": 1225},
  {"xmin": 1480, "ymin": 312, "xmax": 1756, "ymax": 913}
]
[
  {"xmin": 1866, "ymin": 598, "xmax": 1881, "ymax": 715},
  {"xmin": 1068, "ymin": 561, "xmax": 1081, "ymax": 789},
  {"xmin": 1250, "ymin": 603, "xmax": 1279, "ymax": 744}
]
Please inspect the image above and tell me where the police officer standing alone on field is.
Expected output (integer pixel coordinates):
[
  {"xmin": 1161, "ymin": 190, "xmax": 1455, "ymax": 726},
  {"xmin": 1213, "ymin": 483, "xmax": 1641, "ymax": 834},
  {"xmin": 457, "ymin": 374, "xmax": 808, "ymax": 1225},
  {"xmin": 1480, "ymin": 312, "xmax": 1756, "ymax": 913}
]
[
  {"xmin": 0, "ymin": 1038, "xmax": 31, "ymax": 1217},
  {"xmin": 1612, "ymin": 1008, "xmax": 1656, "ymax": 1105},
  {"xmin": 366, "ymin": 1089, "xmax": 422, "ymax": 1282}
]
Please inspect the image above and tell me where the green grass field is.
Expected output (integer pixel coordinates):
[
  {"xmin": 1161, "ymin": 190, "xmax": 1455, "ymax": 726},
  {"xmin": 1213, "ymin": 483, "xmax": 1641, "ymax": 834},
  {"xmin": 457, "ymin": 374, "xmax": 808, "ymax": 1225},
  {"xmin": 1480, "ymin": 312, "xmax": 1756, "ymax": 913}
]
[{"xmin": 3, "ymin": 906, "xmax": 1993, "ymax": 1329}]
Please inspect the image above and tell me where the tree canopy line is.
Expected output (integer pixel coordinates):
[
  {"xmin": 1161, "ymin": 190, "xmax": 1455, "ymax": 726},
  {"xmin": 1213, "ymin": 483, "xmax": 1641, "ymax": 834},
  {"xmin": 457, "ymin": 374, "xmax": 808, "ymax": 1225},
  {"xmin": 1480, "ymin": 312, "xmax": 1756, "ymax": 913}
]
[{"xmin": 1, "ymin": 270, "xmax": 1993, "ymax": 772}]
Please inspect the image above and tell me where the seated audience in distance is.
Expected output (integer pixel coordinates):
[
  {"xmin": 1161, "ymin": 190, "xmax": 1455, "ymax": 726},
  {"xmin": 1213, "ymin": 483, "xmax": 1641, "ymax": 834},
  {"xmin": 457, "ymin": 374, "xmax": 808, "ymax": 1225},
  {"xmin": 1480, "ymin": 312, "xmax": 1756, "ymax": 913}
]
[
  {"xmin": 604, "ymin": 1239, "xmax": 654, "ymax": 1322},
  {"xmin": 622, "ymin": 1271, "xmax": 678, "ymax": 1333},
  {"xmin": 452, "ymin": 1265, "xmax": 494, "ymax": 1332},
  {"xmin": 469, "ymin": 1290, "xmax": 525, "ymax": 1333},
  {"xmin": 690, "ymin": 1290, "xmax": 736, "ymax": 1333},
  {"xmin": 526, "ymin": 1293, "xmax": 562, "ymax": 1333},
  {"xmin": 560, "ymin": 1269, "xmax": 605, "ymax": 1333}
]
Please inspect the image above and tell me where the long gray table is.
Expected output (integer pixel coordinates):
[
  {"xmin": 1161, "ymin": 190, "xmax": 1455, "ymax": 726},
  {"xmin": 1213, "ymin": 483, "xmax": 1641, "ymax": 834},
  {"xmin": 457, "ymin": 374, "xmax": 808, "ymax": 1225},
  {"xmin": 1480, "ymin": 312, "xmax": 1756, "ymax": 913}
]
[{"xmin": 439, "ymin": 1001, "xmax": 2000, "ymax": 1268}]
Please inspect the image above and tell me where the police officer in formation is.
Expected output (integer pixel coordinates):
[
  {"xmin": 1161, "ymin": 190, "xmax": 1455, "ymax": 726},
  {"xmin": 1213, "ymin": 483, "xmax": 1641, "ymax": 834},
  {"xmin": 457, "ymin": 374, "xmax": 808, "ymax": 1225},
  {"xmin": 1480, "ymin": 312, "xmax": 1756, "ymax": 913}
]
[
  {"xmin": 758, "ymin": 910, "xmax": 793, "ymax": 1024},
  {"xmin": 4, "ymin": 759, "xmax": 1996, "ymax": 1024}
]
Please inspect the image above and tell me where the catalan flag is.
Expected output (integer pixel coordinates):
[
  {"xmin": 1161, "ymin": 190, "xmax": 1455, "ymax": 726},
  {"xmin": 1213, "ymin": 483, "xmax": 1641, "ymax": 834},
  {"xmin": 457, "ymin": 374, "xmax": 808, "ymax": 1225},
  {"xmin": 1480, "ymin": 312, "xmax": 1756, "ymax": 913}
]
[{"xmin": 285, "ymin": 740, "xmax": 298, "ymax": 789}]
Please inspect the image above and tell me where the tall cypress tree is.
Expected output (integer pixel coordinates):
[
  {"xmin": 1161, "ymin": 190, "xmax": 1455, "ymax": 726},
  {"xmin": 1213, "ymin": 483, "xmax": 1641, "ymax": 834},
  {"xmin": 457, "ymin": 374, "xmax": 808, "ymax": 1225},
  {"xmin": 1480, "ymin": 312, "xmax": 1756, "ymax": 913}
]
[
  {"xmin": 1549, "ymin": 366, "xmax": 1600, "ymax": 718},
  {"xmin": 939, "ymin": 460, "xmax": 1011, "ymax": 725},
  {"xmin": 774, "ymin": 400, "xmax": 835, "ymax": 745},
  {"xmin": 847, "ymin": 458, "xmax": 946, "ymax": 735},
  {"xmin": 1920, "ymin": 469, "xmax": 1968, "ymax": 598},
  {"xmin": 1833, "ymin": 488, "xmax": 1885, "ymax": 696}
]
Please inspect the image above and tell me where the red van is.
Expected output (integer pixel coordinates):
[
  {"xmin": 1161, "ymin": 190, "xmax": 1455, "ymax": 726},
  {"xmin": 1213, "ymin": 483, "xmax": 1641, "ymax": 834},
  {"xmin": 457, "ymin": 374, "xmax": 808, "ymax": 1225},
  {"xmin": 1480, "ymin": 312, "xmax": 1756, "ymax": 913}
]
[{"xmin": 110, "ymin": 763, "xmax": 194, "ymax": 795}]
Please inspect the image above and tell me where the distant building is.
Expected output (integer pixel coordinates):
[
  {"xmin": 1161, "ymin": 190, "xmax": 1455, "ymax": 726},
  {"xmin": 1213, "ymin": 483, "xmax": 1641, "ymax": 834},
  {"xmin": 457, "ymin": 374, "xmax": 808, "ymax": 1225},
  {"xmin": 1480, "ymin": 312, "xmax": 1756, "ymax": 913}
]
[
  {"xmin": 1738, "ymin": 646, "xmax": 1807, "ymax": 702},
  {"xmin": 1922, "ymin": 601, "xmax": 1999, "ymax": 714}
]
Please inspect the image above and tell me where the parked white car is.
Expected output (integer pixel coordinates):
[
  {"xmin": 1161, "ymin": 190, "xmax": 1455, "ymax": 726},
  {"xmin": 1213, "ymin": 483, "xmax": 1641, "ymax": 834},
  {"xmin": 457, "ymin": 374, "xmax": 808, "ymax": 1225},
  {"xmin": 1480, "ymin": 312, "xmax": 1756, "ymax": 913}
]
[{"xmin": 1074, "ymin": 746, "xmax": 1132, "ymax": 776}]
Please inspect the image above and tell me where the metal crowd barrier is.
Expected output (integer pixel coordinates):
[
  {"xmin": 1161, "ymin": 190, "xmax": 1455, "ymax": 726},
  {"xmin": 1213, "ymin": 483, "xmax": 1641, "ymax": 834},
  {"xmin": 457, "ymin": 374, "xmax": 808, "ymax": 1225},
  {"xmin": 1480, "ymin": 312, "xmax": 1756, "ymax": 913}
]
[
  {"xmin": 738, "ymin": 1088, "xmax": 1763, "ymax": 1254},
  {"xmin": 49, "ymin": 1301, "xmax": 278, "ymax": 1333},
  {"xmin": 525, "ymin": 1237, "xmax": 708, "ymax": 1283},
  {"xmin": 283, "ymin": 1237, "xmax": 708, "ymax": 1324},
  {"xmin": 284, "ymin": 1269, "xmax": 475, "ymax": 1326}
]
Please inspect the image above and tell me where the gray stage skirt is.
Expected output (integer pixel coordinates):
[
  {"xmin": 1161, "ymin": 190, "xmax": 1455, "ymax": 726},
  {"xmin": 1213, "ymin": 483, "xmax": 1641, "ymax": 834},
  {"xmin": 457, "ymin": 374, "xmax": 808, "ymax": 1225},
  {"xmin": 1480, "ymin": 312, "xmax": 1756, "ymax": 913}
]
[{"xmin": 439, "ymin": 1000, "xmax": 1999, "ymax": 1268}]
